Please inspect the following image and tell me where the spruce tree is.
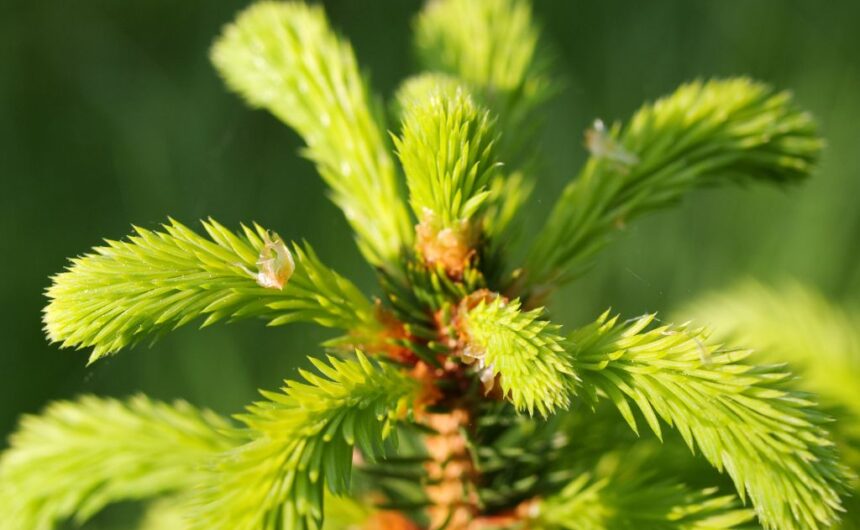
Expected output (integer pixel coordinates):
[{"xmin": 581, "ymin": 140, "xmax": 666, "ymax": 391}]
[{"xmin": 0, "ymin": 1, "xmax": 852, "ymax": 529}]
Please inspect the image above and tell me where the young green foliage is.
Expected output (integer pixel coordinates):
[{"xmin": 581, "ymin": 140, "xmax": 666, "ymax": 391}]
[
  {"xmin": 525, "ymin": 78, "xmax": 822, "ymax": 288},
  {"xmin": 394, "ymin": 73, "xmax": 533, "ymax": 272},
  {"xmin": 394, "ymin": 80, "xmax": 502, "ymax": 278},
  {"xmin": 415, "ymin": 0, "xmax": 546, "ymax": 96},
  {"xmin": 679, "ymin": 280, "xmax": 860, "ymax": 419},
  {"xmin": 458, "ymin": 297, "xmax": 577, "ymax": 416},
  {"xmin": 413, "ymin": 0, "xmax": 548, "ymax": 258},
  {"xmin": 44, "ymin": 218, "xmax": 380, "ymax": 362},
  {"xmin": 414, "ymin": 0, "xmax": 550, "ymax": 164},
  {"xmin": 395, "ymin": 80, "xmax": 499, "ymax": 230},
  {"xmin": 4, "ymin": 1, "xmax": 848, "ymax": 530},
  {"xmin": 679, "ymin": 280, "xmax": 860, "ymax": 524},
  {"xmin": 191, "ymin": 353, "xmax": 417, "ymax": 530},
  {"xmin": 211, "ymin": 2, "xmax": 411, "ymax": 271},
  {"xmin": 532, "ymin": 472, "xmax": 753, "ymax": 530},
  {"xmin": 393, "ymin": 73, "xmax": 467, "ymax": 121},
  {"xmin": 0, "ymin": 396, "xmax": 234, "ymax": 530},
  {"xmin": 569, "ymin": 313, "xmax": 847, "ymax": 530}
]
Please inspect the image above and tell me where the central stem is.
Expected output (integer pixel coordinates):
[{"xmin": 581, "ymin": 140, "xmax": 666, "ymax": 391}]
[{"xmin": 423, "ymin": 407, "xmax": 478, "ymax": 529}]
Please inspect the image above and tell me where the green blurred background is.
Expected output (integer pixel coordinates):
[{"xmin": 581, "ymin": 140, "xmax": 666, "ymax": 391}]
[{"xmin": 1, "ymin": 0, "xmax": 858, "ymax": 504}]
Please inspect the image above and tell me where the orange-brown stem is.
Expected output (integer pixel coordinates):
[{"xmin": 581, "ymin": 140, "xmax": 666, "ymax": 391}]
[
  {"xmin": 423, "ymin": 408, "xmax": 479, "ymax": 530},
  {"xmin": 376, "ymin": 290, "xmax": 523, "ymax": 528},
  {"xmin": 415, "ymin": 216, "xmax": 477, "ymax": 280}
]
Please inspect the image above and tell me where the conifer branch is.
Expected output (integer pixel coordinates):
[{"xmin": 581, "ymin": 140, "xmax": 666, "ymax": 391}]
[
  {"xmin": 414, "ymin": 0, "xmax": 550, "ymax": 165},
  {"xmin": 395, "ymin": 81, "xmax": 498, "ymax": 230},
  {"xmin": 524, "ymin": 78, "xmax": 822, "ymax": 290},
  {"xmin": 0, "ymin": 395, "xmax": 234, "ymax": 530},
  {"xmin": 568, "ymin": 313, "xmax": 847, "ymax": 530},
  {"xmin": 394, "ymin": 80, "xmax": 499, "ymax": 277},
  {"xmin": 458, "ymin": 297, "xmax": 577, "ymax": 416},
  {"xmin": 413, "ymin": 0, "xmax": 550, "ymax": 266},
  {"xmin": 678, "ymin": 280, "xmax": 860, "ymax": 494},
  {"xmin": 44, "ymin": 219, "xmax": 381, "ymax": 362},
  {"xmin": 393, "ymin": 73, "xmax": 467, "ymax": 122},
  {"xmin": 4, "ymin": 2, "xmax": 849, "ymax": 529},
  {"xmin": 191, "ymin": 352, "xmax": 418, "ymax": 530},
  {"xmin": 211, "ymin": 2, "xmax": 411, "ymax": 271},
  {"xmin": 394, "ymin": 73, "xmax": 533, "ymax": 274},
  {"xmin": 532, "ymin": 472, "xmax": 753, "ymax": 530},
  {"xmin": 678, "ymin": 280, "xmax": 860, "ymax": 420}
]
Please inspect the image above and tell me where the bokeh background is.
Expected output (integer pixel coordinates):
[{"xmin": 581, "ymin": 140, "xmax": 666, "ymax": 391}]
[{"xmin": 1, "ymin": 1, "xmax": 858, "ymax": 524}]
